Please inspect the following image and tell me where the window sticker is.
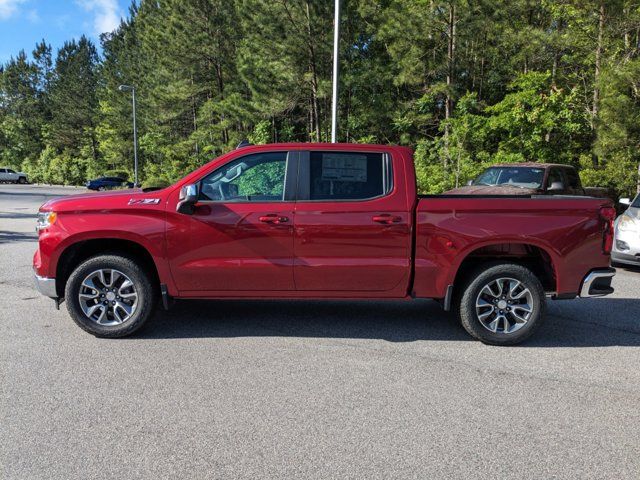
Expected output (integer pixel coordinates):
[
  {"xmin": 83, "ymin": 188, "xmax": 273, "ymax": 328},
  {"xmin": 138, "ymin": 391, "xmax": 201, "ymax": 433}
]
[{"xmin": 321, "ymin": 154, "xmax": 368, "ymax": 182}]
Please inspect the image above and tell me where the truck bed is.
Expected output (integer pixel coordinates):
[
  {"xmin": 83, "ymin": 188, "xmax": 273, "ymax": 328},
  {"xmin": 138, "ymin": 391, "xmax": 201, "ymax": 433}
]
[{"xmin": 412, "ymin": 195, "xmax": 612, "ymax": 299}]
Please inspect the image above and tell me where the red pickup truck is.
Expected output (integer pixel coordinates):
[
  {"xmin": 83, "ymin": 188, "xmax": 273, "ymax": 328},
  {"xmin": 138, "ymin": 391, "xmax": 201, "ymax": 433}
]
[{"xmin": 34, "ymin": 143, "xmax": 616, "ymax": 345}]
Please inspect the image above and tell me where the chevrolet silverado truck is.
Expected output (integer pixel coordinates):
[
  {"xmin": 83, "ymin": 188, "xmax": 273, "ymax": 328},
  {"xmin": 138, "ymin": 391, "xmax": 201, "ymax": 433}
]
[
  {"xmin": 34, "ymin": 143, "xmax": 617, "ymax": 345},
  {"xmin": 446, "ymin": 162, "xmax": 609, "ymax": 197}
]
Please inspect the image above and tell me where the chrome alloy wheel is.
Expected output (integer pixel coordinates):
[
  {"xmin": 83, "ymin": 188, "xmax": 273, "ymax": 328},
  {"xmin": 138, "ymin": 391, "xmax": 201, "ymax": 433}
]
[
  {"xmin": 78, "ymin": 269, "xmax": 138, "ymax": 326},
  {"xmin": 475, "ymin": 277, "xmax": 534, "ymax": 334}
]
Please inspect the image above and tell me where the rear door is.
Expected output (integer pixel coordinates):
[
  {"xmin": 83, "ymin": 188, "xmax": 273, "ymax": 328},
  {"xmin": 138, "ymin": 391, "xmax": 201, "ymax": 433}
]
[
  {"xmin": 166, "ymin": 150, "xmax": 298, "ymax": 293},
  {"xmin": 293, "ymin": 149, "xmax": 412, "ymax": 296}
]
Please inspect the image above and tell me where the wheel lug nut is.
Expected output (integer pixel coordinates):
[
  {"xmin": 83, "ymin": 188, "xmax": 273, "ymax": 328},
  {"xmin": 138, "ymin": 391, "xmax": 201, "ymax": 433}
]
[
  {"xmin": 111, "ymin": 301, "xmax": 116, "ymax": 305},
  {"xmin": 499, "ymin": 310, "xmax": 504, "ymax": 314}
]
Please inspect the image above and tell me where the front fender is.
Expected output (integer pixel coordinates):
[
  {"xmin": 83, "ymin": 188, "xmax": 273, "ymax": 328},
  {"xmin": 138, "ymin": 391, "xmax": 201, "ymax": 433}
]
[{"xmin": 39, "ymin": 210, "xmax": 176, "ymax": 295}]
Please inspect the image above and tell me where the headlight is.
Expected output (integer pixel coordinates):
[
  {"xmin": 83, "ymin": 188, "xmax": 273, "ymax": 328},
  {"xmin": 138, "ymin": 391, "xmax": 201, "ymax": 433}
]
[
  {"xmin": 36, "ymin": 211, "xmax": 57, "ymax": 231},
  {"xmin": 617, "ymin": 215, "xmax": 638, "ymax": 233}
]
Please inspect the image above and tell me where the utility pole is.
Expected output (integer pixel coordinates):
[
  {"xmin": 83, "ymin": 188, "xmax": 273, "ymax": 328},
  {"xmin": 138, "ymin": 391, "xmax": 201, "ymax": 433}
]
[
  {"xmin": 331, "ymin": 0, "xmax": 341, "ymax": 143},
  {"xmin": 119, "ymin": 84, "xmax": 139, "ymax": 186}
]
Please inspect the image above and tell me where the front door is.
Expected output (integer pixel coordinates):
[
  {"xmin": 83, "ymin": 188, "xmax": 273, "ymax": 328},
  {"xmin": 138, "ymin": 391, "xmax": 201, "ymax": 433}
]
[
  {"xmin": 166, "ymin": 150, "xmax": 297, "ymax": 294},
  {"xmin": 293, "ymin": 149, "xmax": 412, "ymax": 295}
]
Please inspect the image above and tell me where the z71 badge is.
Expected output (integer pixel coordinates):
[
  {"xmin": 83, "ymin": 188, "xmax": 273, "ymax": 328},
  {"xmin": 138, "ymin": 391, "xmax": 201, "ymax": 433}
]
[{"xmin": 128, "ymin": 198, "xmax": 160, "ymax": 205}]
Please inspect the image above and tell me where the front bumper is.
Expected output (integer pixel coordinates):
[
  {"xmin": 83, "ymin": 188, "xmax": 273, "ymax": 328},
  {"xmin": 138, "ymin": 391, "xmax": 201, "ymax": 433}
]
[
  {"xmin": 612, "ymin": 250, "xmax": 640, "ymax": 266},
  {"xmin": 612, "ymin": 225, "xmax": 640, "ymax": 265},
  {"xmin": 34, "ymin": 274, "xmax": 57, "ymax": 298},
  {"xmin": 579, "ymin": 268, "xmax": 615, "ymax": 298}
]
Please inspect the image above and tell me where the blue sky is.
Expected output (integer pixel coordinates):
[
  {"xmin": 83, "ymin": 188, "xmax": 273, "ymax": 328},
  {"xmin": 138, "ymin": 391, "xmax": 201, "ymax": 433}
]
[{"xmin": 0, "ymin": 0, "xmax": 130, "ymax": 63}]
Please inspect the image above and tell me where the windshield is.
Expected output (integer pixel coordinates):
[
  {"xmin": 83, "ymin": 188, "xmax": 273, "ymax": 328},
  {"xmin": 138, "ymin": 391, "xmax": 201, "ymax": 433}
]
[
  {"xmin": 473, "ymin": 167, "xmax": 545, "ymax": 189},
  {"xmin": 632, "ymin": 195, "xmax": 640, "ymax": 208}
]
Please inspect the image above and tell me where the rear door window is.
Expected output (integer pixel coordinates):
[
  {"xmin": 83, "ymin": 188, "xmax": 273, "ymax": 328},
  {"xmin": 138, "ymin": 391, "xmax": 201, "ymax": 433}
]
[
  {"xmin": 547, "ymin": 169, "xmax": 565, "ymax": 189},
  {"xmin": 564, "ymin": 168, "xmax": 580, "ymax": 189},
  {"xmin": 305, "ymin": 151, "xmax": 391, "ymax": 201}
]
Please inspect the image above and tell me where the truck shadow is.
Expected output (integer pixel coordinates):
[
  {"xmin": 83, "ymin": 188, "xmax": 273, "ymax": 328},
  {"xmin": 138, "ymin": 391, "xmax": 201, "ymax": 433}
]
[
  {"xmin": 0, "ymin": 230, "xmax": 37, "ymax": 243},
  {"xmin": 138, "ymin": 297, "xmax": 640, "ymax": 348}
]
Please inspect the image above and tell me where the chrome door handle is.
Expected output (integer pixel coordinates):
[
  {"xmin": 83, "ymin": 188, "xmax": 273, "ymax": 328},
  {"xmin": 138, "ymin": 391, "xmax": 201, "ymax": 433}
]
[
  {"xmin": 372, "ymin": 214, "xmax": 401, "ymax": 224},
  {"xmin": 259, "ymin": 214, "xmax": 289, "ymax": 224}
]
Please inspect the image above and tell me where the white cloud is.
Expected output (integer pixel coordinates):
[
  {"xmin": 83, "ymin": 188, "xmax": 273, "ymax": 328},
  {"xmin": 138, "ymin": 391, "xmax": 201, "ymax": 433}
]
[
  {"xmin": 0, "ymin": 0, "xmax": 27, "ymax": 20},
  {"xmin": 26, "ymin": 8, "xmax": 39, "ymax": 23},
  {"xmin": 76, "ymin": 0, "xmax": 121, "ymax": 34}
]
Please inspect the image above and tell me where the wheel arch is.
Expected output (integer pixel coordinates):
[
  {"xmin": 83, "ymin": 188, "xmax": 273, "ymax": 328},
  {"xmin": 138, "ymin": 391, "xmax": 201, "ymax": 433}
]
[
  {"xmin": 55, "ymin": 238, "xmax": 161, "ymax": 298},
  {"xmin": 451, "ymin": 242, "xmax": 557, "ymax": 294}
]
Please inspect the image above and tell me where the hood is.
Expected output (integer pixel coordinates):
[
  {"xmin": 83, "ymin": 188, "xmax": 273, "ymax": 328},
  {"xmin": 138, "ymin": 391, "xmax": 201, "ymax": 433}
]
[
  {"xmin": 444, "ymin": 184, "xmax": 537, "ymax": 196},
  {"xmin": 39, "ymin": 187, "xmax": 168, "ymax": 212}
]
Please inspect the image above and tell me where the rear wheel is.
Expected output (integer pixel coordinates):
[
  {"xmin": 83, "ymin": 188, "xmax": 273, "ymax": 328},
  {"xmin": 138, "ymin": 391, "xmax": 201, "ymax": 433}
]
[
  {"xmin": 65, "ymin": 254, "xmax": 157, "ymax": 337},
  {"xmin": 455, "ymin": 262, "xmax": 546, "ymax": 345}
]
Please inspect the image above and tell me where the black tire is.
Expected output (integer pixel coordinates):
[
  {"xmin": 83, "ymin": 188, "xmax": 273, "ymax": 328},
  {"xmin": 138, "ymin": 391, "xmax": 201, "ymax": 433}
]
[
  {"xmin": 455, "ymin": 262, "xmax": 546, "ymax": 346},
  {"xmin": 18, "ymin": 176, "xmax": 27, "ymax": 184},
  {"xmin": 65, "ymin": 254, "xmax": 158, "ymax": 338},
  {"xmin": 98, "ymin": 186, "xmax": 106, "ymax": 191}
]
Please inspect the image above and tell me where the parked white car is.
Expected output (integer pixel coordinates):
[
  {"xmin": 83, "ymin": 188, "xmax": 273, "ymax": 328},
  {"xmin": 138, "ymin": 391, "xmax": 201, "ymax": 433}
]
[
  {"xmin": 0, "ymin": 168, "xmax": 28, "ymax": 184},
  {"xmin": 612, "ymin": 195, "xmax": 640, "ymax": 267}
]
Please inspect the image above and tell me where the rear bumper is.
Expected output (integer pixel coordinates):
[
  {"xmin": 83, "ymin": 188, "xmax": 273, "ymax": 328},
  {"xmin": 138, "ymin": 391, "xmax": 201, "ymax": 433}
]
[
  {"xmin": 579, "ymin": 268, "xmax": 615, "ymax": 298},
  {"xmin": 34, "ymin": 274, "xmax": 57, "ymax": 298}
]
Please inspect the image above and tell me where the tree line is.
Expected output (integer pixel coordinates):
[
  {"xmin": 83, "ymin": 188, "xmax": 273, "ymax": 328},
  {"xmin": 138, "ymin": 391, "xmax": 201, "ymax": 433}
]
[{"xmin": 1, "ymin": 0, "xmax": 639, "ymax": 196}]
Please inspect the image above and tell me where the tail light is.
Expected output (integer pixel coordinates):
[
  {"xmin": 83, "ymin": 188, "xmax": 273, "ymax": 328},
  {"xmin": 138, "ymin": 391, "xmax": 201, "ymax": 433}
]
[{"xmin": 599, "ymin": 206, "xmax": 616, "ymax": 254}]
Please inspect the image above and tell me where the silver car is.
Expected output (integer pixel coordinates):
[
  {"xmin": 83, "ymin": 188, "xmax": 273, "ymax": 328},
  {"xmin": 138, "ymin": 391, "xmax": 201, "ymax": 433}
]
[
  {"xmin": 0, "ymin": 167, "xmax": 28, "ymax": 184},
  {"xmin": 612, "ymin": 194, "xmax": 640, "ymax": 267}
]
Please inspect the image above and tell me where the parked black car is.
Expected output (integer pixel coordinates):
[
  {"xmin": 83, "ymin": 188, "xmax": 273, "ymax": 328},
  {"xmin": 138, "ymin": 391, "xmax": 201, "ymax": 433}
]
[{"xmin": 86, "ymin": 177, "xmax": 134, "ymax": 191}]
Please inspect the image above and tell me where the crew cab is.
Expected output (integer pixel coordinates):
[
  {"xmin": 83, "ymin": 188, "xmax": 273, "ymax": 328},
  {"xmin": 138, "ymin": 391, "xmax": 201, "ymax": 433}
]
[
  {"xmin": 33, "ymin": 143, "xmax": 616, "ymax": 345},
  {"xmin": 446, "ymin": 163, "xmax": 608, "ymax": 197}
]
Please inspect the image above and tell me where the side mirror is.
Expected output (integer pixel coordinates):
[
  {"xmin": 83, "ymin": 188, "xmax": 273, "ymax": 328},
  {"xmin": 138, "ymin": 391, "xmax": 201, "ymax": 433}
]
[
  {"xmin": 619, "ymin": 198, "xmax": 631, "ymax": 206},
  {"xmin": 177, "ymin": 183, "xmax": 199, "ymax": 215},
  {"xmin": 547, "ymin": 181, "xmax": 564, "ymax": 192},
  {"xmin": 466, "ymin": 179, "xmax": 474, "ymax": 186}
]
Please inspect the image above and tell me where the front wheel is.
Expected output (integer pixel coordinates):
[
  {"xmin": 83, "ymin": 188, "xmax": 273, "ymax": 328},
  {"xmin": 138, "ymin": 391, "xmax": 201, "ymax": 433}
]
[
  {"xmin": 456, "ymin": 262, "xmax": 546, "ymax": 346},
  {"xmin": 18, "ymin": 176, "xmax": 27, "ymax": 184},
  {"xmin": 65, "ymin": 254, "xmax": 157, "ymax": 337}
]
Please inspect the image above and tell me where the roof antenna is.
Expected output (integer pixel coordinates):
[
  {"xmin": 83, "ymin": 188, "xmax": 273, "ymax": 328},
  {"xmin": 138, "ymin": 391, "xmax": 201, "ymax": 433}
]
[{"xmin": 236, "ymin": 139, "xmax": 253, "ymax": 149}]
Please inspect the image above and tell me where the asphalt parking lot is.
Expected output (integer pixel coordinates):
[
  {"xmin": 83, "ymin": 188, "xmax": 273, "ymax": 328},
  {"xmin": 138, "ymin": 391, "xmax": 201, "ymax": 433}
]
[{"xmin": 1, "ymin": 183, "xmax": 639, "ymax": 479}]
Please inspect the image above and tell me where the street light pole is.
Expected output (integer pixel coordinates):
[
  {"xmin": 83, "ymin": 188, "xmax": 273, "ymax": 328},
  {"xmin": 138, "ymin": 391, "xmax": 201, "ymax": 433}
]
[
  {"xmin": 331, "ymin": 0, "xmax": 341, "ymax": 143},
  {"xmin": 119, "ymin": 84, "xmax": 139, "ymax": 186}
]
